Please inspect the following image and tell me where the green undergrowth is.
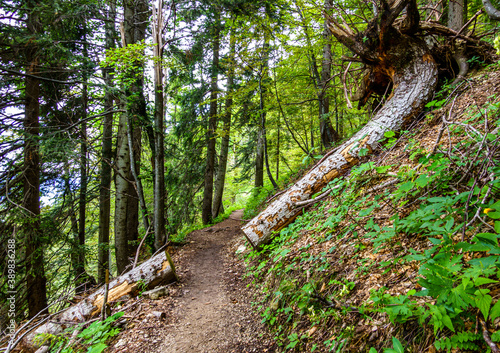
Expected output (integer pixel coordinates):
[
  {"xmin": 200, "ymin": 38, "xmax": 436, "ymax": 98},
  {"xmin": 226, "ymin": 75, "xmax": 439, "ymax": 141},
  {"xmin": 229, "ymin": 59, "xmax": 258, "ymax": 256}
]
[
  {"xmin": 244, "ymin": 86, "xmax": 500, "ymax": 352},
  {"xmin": 35, "ymin": 312, "xmax": 124, "ymax": 353}
]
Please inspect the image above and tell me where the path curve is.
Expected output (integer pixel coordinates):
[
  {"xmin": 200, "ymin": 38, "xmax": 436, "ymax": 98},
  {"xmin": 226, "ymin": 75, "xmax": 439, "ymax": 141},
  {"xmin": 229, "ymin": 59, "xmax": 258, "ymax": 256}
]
[{"xmin": 158, "ymin": 210, "xmax": 275, "ymax": 353}]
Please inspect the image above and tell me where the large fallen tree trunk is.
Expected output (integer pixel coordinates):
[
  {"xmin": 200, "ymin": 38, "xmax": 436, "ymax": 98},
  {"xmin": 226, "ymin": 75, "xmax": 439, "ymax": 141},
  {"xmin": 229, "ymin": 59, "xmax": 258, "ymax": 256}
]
[
  {"xmin": 19, "ymin": 251, "xmax": 175, "ymax": 350},
  {"xmin": 242, "ymin": 0, "xmax": 438, "ymax": 248}
]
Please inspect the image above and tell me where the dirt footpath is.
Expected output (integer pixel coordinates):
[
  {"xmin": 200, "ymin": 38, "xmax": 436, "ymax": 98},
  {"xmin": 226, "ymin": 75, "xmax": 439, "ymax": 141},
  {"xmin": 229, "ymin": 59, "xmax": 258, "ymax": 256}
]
[
  {"xmin": 109, "ymin": 210, "xmax": 276, "ymax": 353},
  {"xmin": 160, "ymin": 209, "xmax": 276, "ymax": 352}
]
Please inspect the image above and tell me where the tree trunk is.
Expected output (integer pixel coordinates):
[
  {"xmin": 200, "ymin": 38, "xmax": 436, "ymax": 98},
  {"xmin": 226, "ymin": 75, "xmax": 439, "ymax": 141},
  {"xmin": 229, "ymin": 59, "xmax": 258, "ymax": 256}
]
[
  {"xmin": 255, "ymin": 127, "xmax": 264, "ymax": 188},
  {"xmin": 127, "ymin": 109, "xmax": 151, "ymax": 238},
  {"xmin": 114, "ymin": 112, "xmax": 132, "ymax": 275},
  {"xmin": 212, "ymin": 27, "xmax": 235, "ymax": 219},
  {"xmin": 259, "ymin": 76, "xmax": 278, "ymax": 189},
  {"xmin": 76, "ymin": 27, "xmax": 92, "ymax": 290},
  {"xmin": 448, "ymin": 0, "xmax": 468, "ymax": 85},
  {"xmin": 114, "ymin": 0, "xmax": 148, "ymax": 272},
  {"xmin": 295, "ymin": 0, "xmax": 339, "ymax": 150},
  {"xmin": 319, "ymin": 0, "xmax": 339, "ymax": 149},
  {"xmin": 24, "ymin": 1, "xmax": 48, "ymax": 317},
  {"xmin": 152, "ymin": 0, "xmax": 166, "ymax": 250},
  {"xmin": 98, "ymin": 0, "xmax": 116, "ymax": 285},
  {"xmin": 242, "ymin": 37, "xmax": 438, "ymax": 248},
  {"xmin": 76, "ymin": 116, "xmax": 88, "ymax": 286},
  {"xmin": 24, "ymin": 251, "xmax": 176, "ymax": 349},
  {"xmin": 258, "ymin": 34, "xmax": 278, "ymax": 189},
  {"xmin": 202, "ymin": 12, "xmax": 220, "ymax": 225}
]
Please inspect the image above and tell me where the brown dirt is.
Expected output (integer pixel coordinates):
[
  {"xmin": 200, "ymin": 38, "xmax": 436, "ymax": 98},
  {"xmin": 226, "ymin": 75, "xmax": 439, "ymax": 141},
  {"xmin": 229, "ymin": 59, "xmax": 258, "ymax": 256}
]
[{"xmin": 108, "ymin": 210, "xmax": 277, "ymax": 353}]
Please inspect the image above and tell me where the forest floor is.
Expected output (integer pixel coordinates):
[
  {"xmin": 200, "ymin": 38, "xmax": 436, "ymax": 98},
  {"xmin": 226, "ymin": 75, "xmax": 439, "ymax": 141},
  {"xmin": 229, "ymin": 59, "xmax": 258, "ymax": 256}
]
[{"xmin": 107, "ymin": 210, "xmax": 277, "ymax": 353}]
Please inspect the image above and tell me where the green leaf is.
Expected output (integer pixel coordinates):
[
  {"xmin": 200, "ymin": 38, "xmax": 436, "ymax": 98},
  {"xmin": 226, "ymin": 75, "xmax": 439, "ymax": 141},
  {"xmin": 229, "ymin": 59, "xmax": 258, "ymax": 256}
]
[
  {"xmin": 442, "ymin": 314, "xmax": 455, "ymax": 332},
  {"xmin": 490, "ymin": 300, "xmax": 500, "ymax": 321},
  {"xmin": 398, "ymin": 182, "xmax": 413, "ymax": 192},
  {"xmin": 492, "ymin": 330, "xmax": 500, "ymax": 342},
  {"xmin": 359, "ymin": 147, "xmax": 369, "ymax": 157},
  {"xmin": 384, "ymin": 131, "xmax": 396, "ymax": 138},
  {"xmin": 491, "ymin": 200, "xmax": 500, "ymax": 211},
  {"xmin": 392, "ymin": 337, "xmax": 404, "ymax": 353},
  {"xmin": 475, "ymin": 289, "xmax": 492, "ymax": 319},
  {"xmin": 87, "ymin": 343, "xmax": 107, "ymax": 353},
  {"xmin": 495, "ymin": 221, "xmax": 500, "ymax": 234},
  {"xmin": 375, "ymin": 165, "xmax": 392, "ymax": 174},
  {"xmin": 487, "ymin": 212, "xmax": 500, "ymax": 219},
  {"xmin": 415, "ymin": 174, "xmax": 430, "ymax": 188},
  {"xmin": 369, "ymin": 348, "xmax": 378, "ymax": 353},
  {"xmin": 474, "ymin": 277, "xmax": 498, "ymax": 286}
]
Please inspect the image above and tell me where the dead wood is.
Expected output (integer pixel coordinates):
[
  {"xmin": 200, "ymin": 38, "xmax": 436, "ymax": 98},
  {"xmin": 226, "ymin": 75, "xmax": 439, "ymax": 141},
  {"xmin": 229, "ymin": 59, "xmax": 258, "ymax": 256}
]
[{"xmin": 20, "ymin": 250, "xmax": 175, "ymax": 350}]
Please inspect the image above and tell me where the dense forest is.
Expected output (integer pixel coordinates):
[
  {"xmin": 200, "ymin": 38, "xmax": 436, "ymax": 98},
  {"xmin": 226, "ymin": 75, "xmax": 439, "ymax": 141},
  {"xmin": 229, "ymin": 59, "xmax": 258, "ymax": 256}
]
[{"xmin": 1, "ymin": 0, "xmax": 500, "ymax": 351}]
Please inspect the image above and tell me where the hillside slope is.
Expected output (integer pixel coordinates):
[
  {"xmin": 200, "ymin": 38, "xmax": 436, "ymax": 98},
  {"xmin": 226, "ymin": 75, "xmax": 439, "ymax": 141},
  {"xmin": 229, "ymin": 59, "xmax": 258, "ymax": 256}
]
[{"xmin": 242, "ymin": 69, "xmax": 500, "ymax": 352}]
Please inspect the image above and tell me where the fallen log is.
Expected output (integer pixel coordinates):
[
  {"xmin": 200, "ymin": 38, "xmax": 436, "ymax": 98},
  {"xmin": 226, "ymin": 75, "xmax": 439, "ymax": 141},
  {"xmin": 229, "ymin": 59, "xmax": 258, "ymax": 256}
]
[
  {"xmin": 242, "ymin": 39, "xmax": 438, "ymax": 249},
  {"xmin": 20, "ymin": 251, "xmax": 175, "ymax": 350}
]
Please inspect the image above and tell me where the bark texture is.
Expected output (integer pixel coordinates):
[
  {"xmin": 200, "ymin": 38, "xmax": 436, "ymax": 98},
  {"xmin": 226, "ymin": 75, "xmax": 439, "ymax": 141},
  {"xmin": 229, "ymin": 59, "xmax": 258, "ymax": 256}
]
[
  {"xmin": 242, "ymin": 38, "xmax": 438, "ymax": 248},
  {"xmin": 114, "ymin": 112, "xmax": 132, "ymax": 274},
  {"xmin": 24, "ymin": 0, "xmax": 48, "ymax": 317},
  {"xmin": 114, "ymin": 0, "xmax": 148, "ymax": 273},
  {"xmin": 98, "ymin": 0, "xmax": 115, "ymax": 285},
  {"xmin": 25, "ymin": 252, "xmax": 175, "ymax": 348}
]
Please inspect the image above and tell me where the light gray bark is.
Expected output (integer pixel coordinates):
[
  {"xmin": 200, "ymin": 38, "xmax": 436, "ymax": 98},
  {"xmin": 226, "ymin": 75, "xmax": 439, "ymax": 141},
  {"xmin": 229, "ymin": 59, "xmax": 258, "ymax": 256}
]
[
  {"xmin": 23, "ymin": 252, "xmax": 175, "ymax": 349},
  {"xmin": 114, "ymin": 112, "xmax": 131, "ymax": 274},
  {"xmin": 483, "ymin": 0, "xmax": 500, "ymax": 20},
  {"xmin": 242, "ymin": 41, "xmax": 438, "ymax": 248}
]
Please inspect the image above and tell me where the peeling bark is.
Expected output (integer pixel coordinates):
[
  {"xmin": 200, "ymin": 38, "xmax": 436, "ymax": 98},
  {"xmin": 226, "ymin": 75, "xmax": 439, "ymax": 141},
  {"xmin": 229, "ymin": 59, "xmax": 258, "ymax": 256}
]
[{"xmin": 242, "ymin": 38, "xmax": 438, "ymax": 248}]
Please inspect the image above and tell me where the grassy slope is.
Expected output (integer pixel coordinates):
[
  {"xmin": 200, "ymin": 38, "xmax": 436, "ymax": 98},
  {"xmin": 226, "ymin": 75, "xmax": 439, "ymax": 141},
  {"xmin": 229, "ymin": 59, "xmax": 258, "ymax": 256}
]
[{"xmin": 243, "ymin": 68, "xmax": 500, "ymax": 352}]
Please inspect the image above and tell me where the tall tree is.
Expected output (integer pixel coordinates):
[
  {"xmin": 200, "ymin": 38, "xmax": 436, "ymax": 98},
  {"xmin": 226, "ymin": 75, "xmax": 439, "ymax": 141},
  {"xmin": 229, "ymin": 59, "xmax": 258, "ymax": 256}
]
[
  {"xmin": 23, "ymin": 0, "xmax": 48, "ymax": 317},
  {"xmin": 98, "ymin": 0, "xmax": 116, "ymax": 284},
  {"xmin": 318, "ymin": 0, "xmax": 339, "ymax": 149},
  {"xmin": 258, "ymin": 33, "xmax": 278, "ymax": 189},
  {"xmin": 152, "ymin": 0, "xmax": 166, "ymax": 250},
  {"xmin": 213, "ymin": 24, "xmax": 236, "ymax": 219},
  {"xmin": 74, "ymin": 23, "xmax": 93, "ymax": 290},
  {"xmin": 295, "ymin": 0, "xmax": 339, "ymax": 150},
  {"xmin": 115, "ymin": 0, "xmax": 148, "ymax": 274},
  {"xmin": 202, "ymin": 9, "xmax": 221, "ymax": 225}
]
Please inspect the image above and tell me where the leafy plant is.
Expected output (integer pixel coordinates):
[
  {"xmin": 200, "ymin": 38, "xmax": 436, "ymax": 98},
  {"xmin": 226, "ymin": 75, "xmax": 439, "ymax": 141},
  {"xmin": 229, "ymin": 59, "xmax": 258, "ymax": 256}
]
[
  {"xmin": 383, "ymin": 337, "xmax": 404, "ymax": 353},
  {"xmin": 37, "ymin": 312, "xmax": 124, "ymax": 353}
]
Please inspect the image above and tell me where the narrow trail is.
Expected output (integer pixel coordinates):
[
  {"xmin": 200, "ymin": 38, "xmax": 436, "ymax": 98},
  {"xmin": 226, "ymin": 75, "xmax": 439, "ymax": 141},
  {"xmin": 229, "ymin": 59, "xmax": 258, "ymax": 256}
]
[
  {"xmin": 110, "ymin": 210, "xmax": 276, "ymax": 353},
  {"xmin": 110, "ymin": 210, "xmax": 275, "ymax": 352},
  {"xmin": 159, "ymin": 209, "xmax": 275, "ymax": 352}
]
